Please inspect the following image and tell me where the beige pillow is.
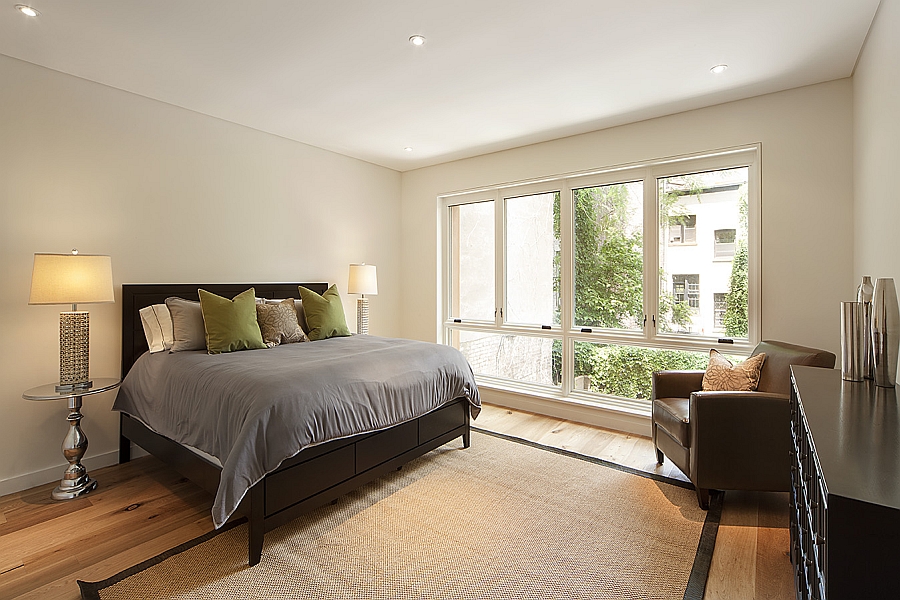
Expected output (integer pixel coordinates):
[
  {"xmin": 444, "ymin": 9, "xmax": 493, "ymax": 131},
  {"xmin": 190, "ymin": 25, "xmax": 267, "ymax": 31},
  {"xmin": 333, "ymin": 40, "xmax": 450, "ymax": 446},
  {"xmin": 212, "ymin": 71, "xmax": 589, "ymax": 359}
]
[
  {"xmin": 701, "ymin": 350, "xmax": 766, "ymax": 392},
  {"xmin": 256, "ymin": 299, "xmax": 309, "ymax": 346},
  {"xmin": 139, "ymin": 304, "xmax": 174, "ymax": 353},
  {"xmin": 165, "ymin": 297, "xmax": 207, "ymax": 352}
]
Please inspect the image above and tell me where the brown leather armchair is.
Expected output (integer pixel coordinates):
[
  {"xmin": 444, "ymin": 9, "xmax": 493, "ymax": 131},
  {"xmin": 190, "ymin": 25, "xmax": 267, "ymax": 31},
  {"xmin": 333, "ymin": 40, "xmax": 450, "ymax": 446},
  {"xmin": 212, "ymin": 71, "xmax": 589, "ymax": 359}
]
[{"xmin": 651, "ymin": 340, "xmax": 835, "ymax": 509}]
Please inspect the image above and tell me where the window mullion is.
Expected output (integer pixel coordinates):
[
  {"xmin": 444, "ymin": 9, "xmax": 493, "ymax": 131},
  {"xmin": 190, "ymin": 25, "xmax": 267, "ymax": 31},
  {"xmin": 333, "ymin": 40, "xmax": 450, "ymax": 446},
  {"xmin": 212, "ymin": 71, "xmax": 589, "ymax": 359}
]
[
  {"xmin": 747, "ymin": 154, "xmax": 761, "ymax": 345},
  {"xmin": 560, "ymin": 180, "xmax": 574, "ymax": 396},
  {"xmin": 643, "ymin": 169, "xmax": 659, "ymax": 343},
  {"xmin": 494, "ymin": 192, "xmax": 505, "ymax": 328}
]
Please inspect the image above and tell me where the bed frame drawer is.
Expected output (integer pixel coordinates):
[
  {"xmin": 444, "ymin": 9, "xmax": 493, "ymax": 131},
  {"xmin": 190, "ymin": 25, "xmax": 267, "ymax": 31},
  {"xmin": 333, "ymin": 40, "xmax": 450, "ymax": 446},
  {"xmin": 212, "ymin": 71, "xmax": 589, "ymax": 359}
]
[
  {"xmin": 356, "ymin": 420, "xmax": 418, "ymax": 472},
  {"xmin": 419, "ymin": 401, "xmax": 467, "ymax": 443},
  {"xmin": 265, "ymin": 445, "xmax": 355, "ymax": 515}
]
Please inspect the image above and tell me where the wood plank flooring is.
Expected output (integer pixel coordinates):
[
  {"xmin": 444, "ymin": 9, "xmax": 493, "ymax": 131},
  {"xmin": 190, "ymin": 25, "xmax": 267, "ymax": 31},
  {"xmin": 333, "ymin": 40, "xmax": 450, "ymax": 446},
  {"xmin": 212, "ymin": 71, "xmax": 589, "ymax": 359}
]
[{"xmin": 0, "ymin": 403, "xmax": 793, "ymax": 600}]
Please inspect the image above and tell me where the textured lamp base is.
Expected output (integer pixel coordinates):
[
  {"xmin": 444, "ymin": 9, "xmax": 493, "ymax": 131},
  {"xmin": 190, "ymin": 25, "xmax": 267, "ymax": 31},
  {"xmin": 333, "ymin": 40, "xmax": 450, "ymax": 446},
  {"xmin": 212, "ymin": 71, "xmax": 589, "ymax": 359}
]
[
  {"xmin": 357, "ymin": 297, "xmax": 369, "ymax": 335},
  {"xmin": 52, "ymin": 394, "xmax": 97, "ymax": 500},
  {"xmin": 58, "ymin": 311, "xmax": 91, "ymax": 392}
]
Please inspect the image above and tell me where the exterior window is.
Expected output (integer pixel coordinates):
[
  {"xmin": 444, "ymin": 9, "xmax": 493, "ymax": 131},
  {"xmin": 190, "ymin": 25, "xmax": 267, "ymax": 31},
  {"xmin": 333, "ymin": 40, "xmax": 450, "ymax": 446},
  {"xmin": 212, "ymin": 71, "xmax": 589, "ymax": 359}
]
[
  {"xmin": 456, "ymin": 331, "xmax": 559, "ymax": 387},
  {"xmin": 442, "ymin": 147, "xmax": 759, "ymax": 412},
  {"xmin": 573, "ymin": 181, "xmax": 643, "ymax": 330},
  {"xmin": 659, "ymin": 167, "xmax": 749, "ymax": 338},
  {"xmin": 571, "ymin": 342, "xmax": 709, "ymax": 400},
  {"xmin": 449, "ymin": 201, "xmax": 495, "ymax": 322},
  {"xmin": 668, "ymin": 215, "xmax": 697, "ymax": 244},
  {"xmin": 714, "ymin": 229, "xmax": 736, "ymax": 258},
  {"xmin": 672, "ymin": 274, "xmax": 700, "ymax": 308},
  {"xmin": 505, "ymin": 192, "xmax": 560, "ymax": 326},
  {"xmin": 714, "ymin": 293, "xmax": 727, "ymax": 329}
]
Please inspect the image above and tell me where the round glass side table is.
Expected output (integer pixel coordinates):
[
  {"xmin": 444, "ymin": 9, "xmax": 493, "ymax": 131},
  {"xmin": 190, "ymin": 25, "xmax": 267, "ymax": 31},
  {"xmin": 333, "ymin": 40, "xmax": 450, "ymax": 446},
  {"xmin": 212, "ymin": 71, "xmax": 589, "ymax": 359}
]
[{"xmin": 23, "ymin": 377, "xmax": 121, "ymax": 500}]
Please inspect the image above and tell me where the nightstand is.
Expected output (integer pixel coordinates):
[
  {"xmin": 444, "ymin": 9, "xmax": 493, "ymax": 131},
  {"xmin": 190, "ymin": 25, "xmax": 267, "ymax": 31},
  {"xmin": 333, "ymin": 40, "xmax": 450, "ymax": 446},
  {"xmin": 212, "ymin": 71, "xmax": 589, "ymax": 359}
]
[{"xmin": 23, "ymin": 377, "xmax": 121, "ymax": 500}]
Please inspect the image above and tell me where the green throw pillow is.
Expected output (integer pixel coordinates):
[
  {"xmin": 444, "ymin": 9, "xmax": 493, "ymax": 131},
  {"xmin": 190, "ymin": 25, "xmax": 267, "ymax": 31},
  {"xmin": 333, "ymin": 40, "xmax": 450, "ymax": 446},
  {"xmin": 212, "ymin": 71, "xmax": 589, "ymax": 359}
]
[
  {"xmin": 298, "ymin": 285, "xmax": 351, "ymax": 341},
  {"xmin": 198, "ymin": 288, "xmax": 267, "ymax": 354}
]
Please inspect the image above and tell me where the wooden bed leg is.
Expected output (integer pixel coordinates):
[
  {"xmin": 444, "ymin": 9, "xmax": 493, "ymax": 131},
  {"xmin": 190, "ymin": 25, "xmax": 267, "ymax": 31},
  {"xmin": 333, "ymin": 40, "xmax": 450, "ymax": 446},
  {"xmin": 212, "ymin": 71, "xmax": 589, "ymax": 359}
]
[
  {"xmin": 462, "ymin": 430, "xmax": 471, "ymax": 449},
  {"xmin": 248, "ymin": 483, "xmax": 265, "ymax": 567},
  {"xmin": 119, "ymin": 414, "xmax": 131, "ymax": 464}
]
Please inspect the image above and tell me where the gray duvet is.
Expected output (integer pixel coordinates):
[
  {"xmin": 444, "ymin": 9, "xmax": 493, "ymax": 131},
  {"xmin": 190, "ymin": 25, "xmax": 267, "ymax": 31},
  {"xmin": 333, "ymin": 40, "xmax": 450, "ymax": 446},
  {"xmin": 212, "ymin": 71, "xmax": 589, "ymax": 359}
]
[{"xmin": 113, "ymin": 335, "xmax": 481, "ymax": 528}]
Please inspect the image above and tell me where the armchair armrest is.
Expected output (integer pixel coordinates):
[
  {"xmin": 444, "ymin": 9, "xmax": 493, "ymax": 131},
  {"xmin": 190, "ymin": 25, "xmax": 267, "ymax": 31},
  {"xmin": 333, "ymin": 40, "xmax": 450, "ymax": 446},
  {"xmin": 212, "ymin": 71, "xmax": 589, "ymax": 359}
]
[
  {"xmin": 689, "ymin": 390, "xmax": 792, "ymax": 492},
  {"xmin": 652, "ymin": 370, "xmax": 705, "ymax": 400}
]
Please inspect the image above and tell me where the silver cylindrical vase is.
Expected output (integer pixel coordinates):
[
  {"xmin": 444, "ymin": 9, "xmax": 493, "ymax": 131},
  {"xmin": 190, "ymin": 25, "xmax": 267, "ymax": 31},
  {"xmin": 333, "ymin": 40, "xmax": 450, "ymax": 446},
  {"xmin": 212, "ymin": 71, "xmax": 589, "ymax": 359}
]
[
  {"xmin": 841, "ymin": 301, "xmax": 865, "ymax": 382},
  {"xmin": 857, "ymin": 275, "xmax": 875, "ymax": 379},
  {"xmin": 872, "ymin": 277, "xmax": 900, "ymax": 387}
]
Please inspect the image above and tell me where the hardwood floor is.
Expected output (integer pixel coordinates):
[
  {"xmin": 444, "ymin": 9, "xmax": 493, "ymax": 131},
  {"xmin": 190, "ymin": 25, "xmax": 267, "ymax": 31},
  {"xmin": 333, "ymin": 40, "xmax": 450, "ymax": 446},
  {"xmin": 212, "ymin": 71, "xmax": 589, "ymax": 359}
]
[{"xmin": 0, "ymin": 403, "xmax": 793, "ymax": 600}]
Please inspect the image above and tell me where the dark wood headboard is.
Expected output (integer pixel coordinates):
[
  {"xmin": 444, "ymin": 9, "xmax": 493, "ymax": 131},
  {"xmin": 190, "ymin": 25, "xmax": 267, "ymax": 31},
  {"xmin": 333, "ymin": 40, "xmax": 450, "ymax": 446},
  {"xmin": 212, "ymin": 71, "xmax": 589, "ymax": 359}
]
[{"xmin": 121, "ymin": 282, "xmax": 328, "ymax": 378}]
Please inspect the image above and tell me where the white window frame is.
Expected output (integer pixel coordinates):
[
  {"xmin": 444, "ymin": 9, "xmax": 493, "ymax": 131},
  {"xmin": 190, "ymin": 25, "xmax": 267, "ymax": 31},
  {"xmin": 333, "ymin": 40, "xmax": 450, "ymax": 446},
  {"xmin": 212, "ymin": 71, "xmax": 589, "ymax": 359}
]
[{"xmin": 440, "ymin": 145, "xmax": 761, "ymax": 414}]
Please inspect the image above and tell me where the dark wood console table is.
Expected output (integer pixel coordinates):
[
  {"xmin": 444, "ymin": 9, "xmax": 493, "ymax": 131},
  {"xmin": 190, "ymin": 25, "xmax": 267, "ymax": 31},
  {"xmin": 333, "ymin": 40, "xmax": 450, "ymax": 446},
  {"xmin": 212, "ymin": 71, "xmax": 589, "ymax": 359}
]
[{"xmin": 789, "ymin": 365, "xmax": 900, "ymax": 600}]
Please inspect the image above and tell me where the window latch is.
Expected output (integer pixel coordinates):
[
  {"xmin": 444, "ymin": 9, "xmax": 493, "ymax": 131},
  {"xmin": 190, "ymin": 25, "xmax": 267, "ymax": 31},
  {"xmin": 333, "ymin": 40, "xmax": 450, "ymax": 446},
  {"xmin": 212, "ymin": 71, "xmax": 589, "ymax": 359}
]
[
  {"xmin": 652, "ymin": 315, "xmax": 656, "ymax": 328},
  {"xmin": 643, "ymin": 315, "xmax": 647, "ymax": 327}
]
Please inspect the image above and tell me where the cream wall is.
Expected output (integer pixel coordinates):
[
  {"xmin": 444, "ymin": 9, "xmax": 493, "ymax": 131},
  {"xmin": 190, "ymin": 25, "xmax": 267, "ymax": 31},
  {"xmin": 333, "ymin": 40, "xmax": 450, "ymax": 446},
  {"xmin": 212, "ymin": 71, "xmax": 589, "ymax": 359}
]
[
  {"xmin": 0, "ymin": 55, "xmax": 401, "ymax": 494},
  {"xmin": 854, "ymin": 0, "xmax": 900, "ymax": 285},
  {"xmin": 400, "ymin": 80, "xmax": 854, "ymax": 428}
]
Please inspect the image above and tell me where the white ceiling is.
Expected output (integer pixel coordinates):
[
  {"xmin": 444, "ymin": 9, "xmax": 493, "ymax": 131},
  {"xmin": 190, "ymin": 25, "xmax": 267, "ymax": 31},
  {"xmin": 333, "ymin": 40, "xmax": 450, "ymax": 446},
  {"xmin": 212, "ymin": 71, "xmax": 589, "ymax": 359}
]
[{"xmin": 0, "ymin": 0, "xmax": 881, "ymax": 171}]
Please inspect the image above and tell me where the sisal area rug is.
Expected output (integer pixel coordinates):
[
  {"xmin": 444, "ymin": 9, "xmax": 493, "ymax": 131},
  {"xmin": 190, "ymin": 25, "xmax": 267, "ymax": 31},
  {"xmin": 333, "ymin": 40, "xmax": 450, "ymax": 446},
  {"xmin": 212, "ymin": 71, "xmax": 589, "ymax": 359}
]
[{"xmin": 79, "ymin": 430, "xmax": 721, "ymax": 600}]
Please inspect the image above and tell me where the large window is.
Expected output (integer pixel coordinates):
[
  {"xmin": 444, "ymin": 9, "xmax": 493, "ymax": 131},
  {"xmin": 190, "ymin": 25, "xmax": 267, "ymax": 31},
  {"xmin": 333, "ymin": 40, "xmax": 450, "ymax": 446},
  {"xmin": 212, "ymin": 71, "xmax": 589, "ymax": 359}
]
[{"xmin": 442, "ymin": 147, "xmax": 760, "ymax": 412}]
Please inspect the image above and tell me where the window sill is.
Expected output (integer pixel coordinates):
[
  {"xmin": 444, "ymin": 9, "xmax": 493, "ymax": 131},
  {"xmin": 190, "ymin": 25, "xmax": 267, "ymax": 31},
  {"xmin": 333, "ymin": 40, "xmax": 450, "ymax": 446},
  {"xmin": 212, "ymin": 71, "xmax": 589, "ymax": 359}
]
[{"xmin": 473, "ymin": 377, "xmax": 652, "ymax": 437}]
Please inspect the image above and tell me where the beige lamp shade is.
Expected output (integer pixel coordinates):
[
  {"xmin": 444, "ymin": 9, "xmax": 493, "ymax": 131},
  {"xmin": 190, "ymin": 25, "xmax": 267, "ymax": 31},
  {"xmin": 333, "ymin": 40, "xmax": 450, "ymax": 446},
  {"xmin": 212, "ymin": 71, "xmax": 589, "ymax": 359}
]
[
  {"xmin": 348, "ymin": 263, "xmax": 377, "ymax": 296},
  {"xmin": 29, "ymin": 252, "xmax": 115, "ymax": 305}
]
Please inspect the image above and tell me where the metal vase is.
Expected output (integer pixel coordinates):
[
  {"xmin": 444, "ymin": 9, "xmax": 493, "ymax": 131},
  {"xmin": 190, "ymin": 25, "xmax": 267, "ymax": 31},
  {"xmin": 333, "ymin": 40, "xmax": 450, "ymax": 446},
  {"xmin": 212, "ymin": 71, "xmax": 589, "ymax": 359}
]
[
  {"xmin": 857, "ymin": 275, "xmax": 875, "ymax": 379},
  {"xmin": 871, "ymin": 277, "xmax": 900, "ymax": 387},
  {"xmin": 841, "ymin": 301, "xmax": 865, "ymax": 381}
]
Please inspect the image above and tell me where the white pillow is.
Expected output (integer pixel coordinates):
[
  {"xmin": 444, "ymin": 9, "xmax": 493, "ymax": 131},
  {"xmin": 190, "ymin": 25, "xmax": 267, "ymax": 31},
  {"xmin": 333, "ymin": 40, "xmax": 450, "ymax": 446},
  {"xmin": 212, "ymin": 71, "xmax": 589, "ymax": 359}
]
[{"xmin": 139, "ymin": 304, "xmax": 175, "ymax": 353}]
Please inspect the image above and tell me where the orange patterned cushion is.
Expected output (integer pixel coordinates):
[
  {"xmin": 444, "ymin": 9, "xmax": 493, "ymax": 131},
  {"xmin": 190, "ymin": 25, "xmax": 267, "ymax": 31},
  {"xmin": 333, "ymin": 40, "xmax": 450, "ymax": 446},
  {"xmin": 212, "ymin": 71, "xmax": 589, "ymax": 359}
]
[{"xmin": 701, "ymin": 349, "xmax": 766, "ymax": 392}]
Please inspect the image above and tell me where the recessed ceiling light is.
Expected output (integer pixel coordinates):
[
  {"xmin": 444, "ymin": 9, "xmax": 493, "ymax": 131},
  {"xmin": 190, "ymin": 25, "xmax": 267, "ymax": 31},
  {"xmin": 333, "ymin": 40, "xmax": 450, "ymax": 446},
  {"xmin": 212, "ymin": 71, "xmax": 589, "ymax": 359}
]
[
  {"xmin": 710, "ymin": 64, "xmax": 728, "ymax": 74},
  {"xmin": 15, "ymin": 4, "xmax": 39, "ymax": 17},
  {"xmin": 409, "ymin": 35, "xmax": 426, "ymax": 47},
  {"xmin": 404, "ymin": 147, "xmax": 413, "ymax": 152}
]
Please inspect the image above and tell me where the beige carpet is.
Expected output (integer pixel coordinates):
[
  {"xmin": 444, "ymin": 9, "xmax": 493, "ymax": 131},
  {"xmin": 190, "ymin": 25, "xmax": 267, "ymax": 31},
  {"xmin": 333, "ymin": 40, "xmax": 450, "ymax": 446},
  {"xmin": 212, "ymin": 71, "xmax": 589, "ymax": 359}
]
[{"xmin": 80, "ymin": 430, "xmax": 720, "ymax": 600}]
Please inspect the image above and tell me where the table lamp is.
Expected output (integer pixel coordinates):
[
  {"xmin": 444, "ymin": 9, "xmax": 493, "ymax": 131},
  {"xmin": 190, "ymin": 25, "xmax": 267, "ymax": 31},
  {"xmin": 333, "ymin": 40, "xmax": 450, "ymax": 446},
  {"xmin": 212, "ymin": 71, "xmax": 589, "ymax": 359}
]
[
  {"xmin": 348, "ymin": 263, "xmax": 377, "ymax": 334},
  {"xmin": 29, "ymin": 250, "xmax": 114, "ymax": 391}
]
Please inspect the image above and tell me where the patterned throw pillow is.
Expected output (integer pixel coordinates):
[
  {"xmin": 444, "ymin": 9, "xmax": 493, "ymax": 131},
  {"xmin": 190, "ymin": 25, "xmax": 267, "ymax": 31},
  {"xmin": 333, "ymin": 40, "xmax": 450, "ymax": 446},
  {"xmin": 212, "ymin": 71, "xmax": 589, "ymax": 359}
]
[
  {"xmin": 701, "ymin": 349, "xmax": 767, "ymax": 392},
  {"xmin": 256, "ymin": 299, "xmax": 309, "ymax": 347}
]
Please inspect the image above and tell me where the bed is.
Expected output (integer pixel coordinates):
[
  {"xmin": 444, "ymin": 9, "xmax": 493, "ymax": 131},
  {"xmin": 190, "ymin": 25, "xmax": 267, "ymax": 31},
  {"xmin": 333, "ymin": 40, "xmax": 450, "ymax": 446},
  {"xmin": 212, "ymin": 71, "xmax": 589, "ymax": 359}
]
[{"xmin": 116, "ymin": 283, "xmax": 479, "ymax": 566}]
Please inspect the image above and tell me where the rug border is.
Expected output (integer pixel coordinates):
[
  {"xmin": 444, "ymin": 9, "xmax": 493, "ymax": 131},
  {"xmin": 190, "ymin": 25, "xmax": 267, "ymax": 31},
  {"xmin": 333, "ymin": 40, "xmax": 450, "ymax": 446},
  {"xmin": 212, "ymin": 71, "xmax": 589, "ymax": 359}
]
[
  {"xmin": 78, "ymin": 428, "xmax": 722, "ymax": 600},
  {"xmin": 76, "ymin": 518, "xmax": 245, "ymax": 600}
]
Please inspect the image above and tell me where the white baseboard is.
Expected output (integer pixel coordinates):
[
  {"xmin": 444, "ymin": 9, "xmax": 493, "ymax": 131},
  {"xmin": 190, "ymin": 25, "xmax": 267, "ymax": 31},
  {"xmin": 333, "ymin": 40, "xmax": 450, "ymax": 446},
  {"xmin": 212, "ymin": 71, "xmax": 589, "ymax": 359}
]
[
  {"xmin": 0, "ymin": 444, "xmax": 149, "ymax": 498},
  {"xmin": 479, "ymin": 386, "xmax": 652, "ymax": 437}
]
